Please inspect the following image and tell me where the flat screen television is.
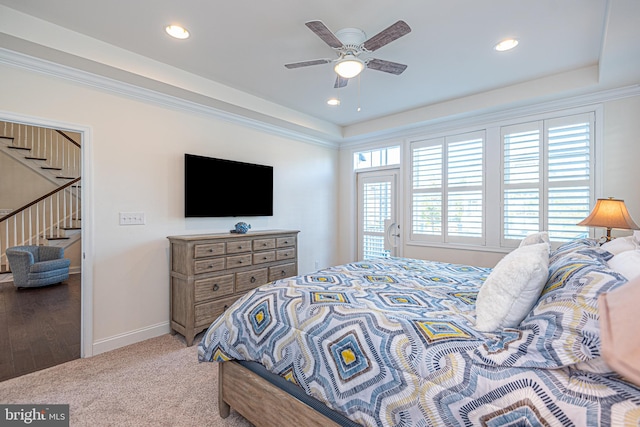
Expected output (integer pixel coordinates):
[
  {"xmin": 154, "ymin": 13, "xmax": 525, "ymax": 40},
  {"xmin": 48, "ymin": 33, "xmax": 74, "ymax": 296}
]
[{"xmin": 185, "ymin": 154, "xmax": 273, "ymax": 217}]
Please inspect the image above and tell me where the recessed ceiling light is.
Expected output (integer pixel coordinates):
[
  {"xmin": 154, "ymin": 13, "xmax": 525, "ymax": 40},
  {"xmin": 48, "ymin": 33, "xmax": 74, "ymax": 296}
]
[
  {"xmin": 165, "ymin": 25, "xmax": 190, "ymax": 40},
  {"xmin": 494, "ymin": 38, "xmax": 518, "ymax": 52},
  {"xmin": 327, "ymin": 98, "xmax": 340, "ymax": 106}
]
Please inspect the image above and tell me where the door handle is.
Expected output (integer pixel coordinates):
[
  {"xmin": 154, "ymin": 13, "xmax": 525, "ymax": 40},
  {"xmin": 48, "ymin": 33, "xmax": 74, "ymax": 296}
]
[{"xmin": 384, "ymin": 220, "xmax": 400, "ymax": 251}]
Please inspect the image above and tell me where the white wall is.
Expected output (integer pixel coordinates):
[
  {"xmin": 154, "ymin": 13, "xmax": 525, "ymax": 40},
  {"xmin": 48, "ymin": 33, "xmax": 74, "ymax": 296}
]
[
  {"xmin": 602, "ymin": 96, "xmax": 640, "ymax": 229},
  {"xmin": 0, "ymin": 63, "xmax": 339, "ymax": 354},
  {"xmin": 338, "ymin": 93, "xmax": 640, "ymax": 268}
]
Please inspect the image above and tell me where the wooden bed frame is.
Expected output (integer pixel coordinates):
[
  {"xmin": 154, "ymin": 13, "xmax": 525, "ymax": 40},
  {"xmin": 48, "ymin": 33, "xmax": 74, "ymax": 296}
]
[{"xmin": 218, "ymin": 361, "xmax": 343, "ymax": 427}]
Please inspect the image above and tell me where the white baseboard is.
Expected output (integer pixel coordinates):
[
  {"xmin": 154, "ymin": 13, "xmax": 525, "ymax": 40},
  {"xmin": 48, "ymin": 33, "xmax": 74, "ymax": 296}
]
[{"xmin": 92, "ymin": 321, "xmax": 171, "ymax": 355}]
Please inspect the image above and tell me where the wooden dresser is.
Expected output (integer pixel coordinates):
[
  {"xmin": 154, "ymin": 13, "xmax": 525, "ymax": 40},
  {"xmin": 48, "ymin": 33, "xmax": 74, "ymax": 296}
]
[{"xmin": 167, "ymin": 229, "xmax": 299, "ymax": 345}]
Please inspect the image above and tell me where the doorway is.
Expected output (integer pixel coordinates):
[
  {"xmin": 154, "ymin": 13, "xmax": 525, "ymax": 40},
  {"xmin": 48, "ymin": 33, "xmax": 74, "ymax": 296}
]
[
  {"xmin": 357, "ymin": 168, "xmax": 401, "ymax": 260},
  {"xmin": 0, "ymin": 113, "xmax": 92, "ymax": 378}
]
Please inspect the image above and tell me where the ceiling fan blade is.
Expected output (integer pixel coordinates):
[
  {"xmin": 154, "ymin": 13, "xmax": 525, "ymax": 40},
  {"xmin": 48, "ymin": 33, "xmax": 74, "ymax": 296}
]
[
  {"xmin": 305, "ymin": 20, "xmax": 344, "ymax": 49},
  {"xmin": 284, "ymin": 59, "xmax": 332, "ymax": 69},
  {"xmin": 334, "ymin": 75, "xmax": 349, "ymax": 88},
  {"xmin": 363, "ymin": 20, "xmax": 411, "ymax": 52},
  {"xmin": 366, "ymin": 58, "xmax": 408, "ymax": 75}
]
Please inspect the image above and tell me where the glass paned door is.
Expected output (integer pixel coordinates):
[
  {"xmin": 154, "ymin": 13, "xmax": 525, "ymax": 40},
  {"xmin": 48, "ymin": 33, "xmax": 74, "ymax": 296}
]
[{"xmin": 357, "ymin": 169, "xmax": 400, "ymax": 260}]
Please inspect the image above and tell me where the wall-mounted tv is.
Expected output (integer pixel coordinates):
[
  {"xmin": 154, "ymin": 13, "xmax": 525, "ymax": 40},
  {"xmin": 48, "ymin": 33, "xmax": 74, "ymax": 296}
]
[{"xmin": 185, "ymin": 154, "xmax": 273, "ymax": 217}]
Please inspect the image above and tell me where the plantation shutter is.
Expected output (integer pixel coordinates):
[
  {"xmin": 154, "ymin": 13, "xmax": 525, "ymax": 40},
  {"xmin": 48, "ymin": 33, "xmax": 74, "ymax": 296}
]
[
  {"xmin": 362, "ymin": 179, "xmax": 391, "ymax": 259},
  {"xmin": 411, "ymin": 131, "xmax": 484, "ymax": 244},
  {"xmin": 501, "ymin": 113, "xmax": 593, "ymax": 245},
  {"xmin": 546, "ymin": 115, "xmax": 592, "ymax": 242},
  {"xmin": 447, "ymin": 133, "xmax": 484, "ymax": 243},
  {"xmin": 411, "ymin": 139, "xmax": 443, "ymax": 241},
  {"xmin": 502, "ymin": 123, "xmax": 542, "ymax": 241}
]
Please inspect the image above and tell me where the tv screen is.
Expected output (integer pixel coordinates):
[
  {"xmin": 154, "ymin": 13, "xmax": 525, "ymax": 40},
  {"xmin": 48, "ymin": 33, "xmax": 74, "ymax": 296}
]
[{"xmin": 185, "ymin": 154, "xmax": 273, "ymax": 217}]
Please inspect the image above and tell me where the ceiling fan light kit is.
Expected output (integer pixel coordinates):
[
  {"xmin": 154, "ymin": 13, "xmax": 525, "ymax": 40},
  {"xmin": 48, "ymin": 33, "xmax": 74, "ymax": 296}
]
[{"xmin": 334, "ymin": 55, "xmax": 365, "ymax": 79}]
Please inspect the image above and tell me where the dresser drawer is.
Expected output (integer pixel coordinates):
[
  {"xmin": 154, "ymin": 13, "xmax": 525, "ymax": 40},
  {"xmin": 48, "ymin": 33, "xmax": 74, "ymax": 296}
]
[
  {"xmin": 276, "ymin": 248, "xmax": 295, "ymax": 261},
  {"xmin": 194, "ymin": 295, "xmax": 240, "ymax": 328},
  {"xmin": 277, "ymin": 236, "xmax": 296, "ymax": 248},
  {"xmin": 253, "ymin": 251, "xmax": 276, "ymax": 265},
  {"xmin": 236, "ymin": 268, "xmax": 268, "ymax": 293},
  {"xmin": 226, "ymin": 254, "xmax": 252, "ymax": 268},
  {"xmin": 253, "ymin": 238, "xmax": 276, "ymax": 250},
  {"xmin": 226, "ymin": 239, "xmax": 252, "ymax": 254},
  {"xmin": 194, "ymin": 274, "xmax": 234, "ymax": 302},
  {"xmin": 194, "ymin": 257, "xmax": 226, "ymax": 274},
  {"xmin": 194, "ymin": 242, "xmax": 225, "ymax": 258},
  {"xmin": 269, "ymin": 263, "xmax": 297, "ymax": 281}
]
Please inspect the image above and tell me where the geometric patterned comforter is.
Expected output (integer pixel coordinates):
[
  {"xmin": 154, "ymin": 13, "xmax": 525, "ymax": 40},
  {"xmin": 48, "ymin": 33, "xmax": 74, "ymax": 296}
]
[{"xmin": 198, "ymin": 241, "xmax": 640, "ymax": 426}]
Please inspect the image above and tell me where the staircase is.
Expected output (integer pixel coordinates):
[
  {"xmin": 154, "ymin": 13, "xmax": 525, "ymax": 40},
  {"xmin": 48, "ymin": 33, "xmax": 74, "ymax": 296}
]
[{"xmin": 0, "ymin": 121, "xmax": 82, "ymax": 281}]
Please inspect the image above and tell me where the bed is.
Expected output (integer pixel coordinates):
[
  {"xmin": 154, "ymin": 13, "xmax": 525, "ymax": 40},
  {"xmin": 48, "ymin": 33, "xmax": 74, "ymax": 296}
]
[{"xmin": 198, "ymin": 236, "xmax": 640, "ymax": 426}]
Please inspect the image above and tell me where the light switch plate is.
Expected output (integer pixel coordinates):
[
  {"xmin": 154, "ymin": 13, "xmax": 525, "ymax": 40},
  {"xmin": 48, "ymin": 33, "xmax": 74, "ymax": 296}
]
[{"xmin": 119, "ymin": 212, "xmax": 145, "ymax": 225}]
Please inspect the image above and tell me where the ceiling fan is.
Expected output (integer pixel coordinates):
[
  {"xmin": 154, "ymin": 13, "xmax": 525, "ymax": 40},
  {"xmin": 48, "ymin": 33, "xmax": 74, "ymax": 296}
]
[{"xmin": 285, "ymin": 20, "xmax": 411, "ymax": 88}]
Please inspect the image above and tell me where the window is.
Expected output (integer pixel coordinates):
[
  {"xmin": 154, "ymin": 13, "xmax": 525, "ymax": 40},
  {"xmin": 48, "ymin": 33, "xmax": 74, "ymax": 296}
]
[
  {"xmin": 354, "ymin": 146, "xmax": 400, "ymax": 170},
  {"xmin": 411, "ymin": 131, "xmax": 484, "ymax": 244},
  {"xmin": 502, "ymin": 113, "xmax": 593, "ymax": 245},
  {"xmin": 408, "ymin": 109, "xmax": 597, "ymax": 250}
]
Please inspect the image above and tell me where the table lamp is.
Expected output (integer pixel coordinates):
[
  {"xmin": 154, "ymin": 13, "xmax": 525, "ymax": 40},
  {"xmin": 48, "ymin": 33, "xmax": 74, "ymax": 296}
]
[{"xmin": 577, "ymin": 197, "xmax": 639, "ymax": 241}]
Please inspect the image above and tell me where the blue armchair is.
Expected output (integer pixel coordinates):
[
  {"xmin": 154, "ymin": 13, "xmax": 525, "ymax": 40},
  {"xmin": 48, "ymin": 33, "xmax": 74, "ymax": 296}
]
[{"xmin": 6, "ymin": 245, "xmax": 71, "ymax": 288}]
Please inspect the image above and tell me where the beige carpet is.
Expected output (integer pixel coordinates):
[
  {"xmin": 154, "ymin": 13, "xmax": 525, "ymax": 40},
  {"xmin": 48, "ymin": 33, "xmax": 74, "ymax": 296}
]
[{"xmin": 0, "ymin": 333, "xmax": 253, "ymax": 426}]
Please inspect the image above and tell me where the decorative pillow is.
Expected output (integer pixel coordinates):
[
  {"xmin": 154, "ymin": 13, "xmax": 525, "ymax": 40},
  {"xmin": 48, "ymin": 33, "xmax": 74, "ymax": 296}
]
[
  {"xmin": 601, "ymin": 236, "xmax": 638, "ymax": 255},
  {"xmin": 475, "ymin": 243, "xmax": 549, "ymax": 332},
  {"xmin": 607, "ymin": 250, "xmax": 640, "ymax": 280},
  {"xmin": 599, "ymin": 276, "xmax": 640, "ymax": 386},
  {"xmin": 473, "ymin": 238, "xmax": 628, "ymax": 369},
  {"xmin": 548, "ymin": 238, "xmax": 599, "ymax": 265},
  {"xmin": 519, "ymin": 231, "xmax": 551, "ymax": 253}
]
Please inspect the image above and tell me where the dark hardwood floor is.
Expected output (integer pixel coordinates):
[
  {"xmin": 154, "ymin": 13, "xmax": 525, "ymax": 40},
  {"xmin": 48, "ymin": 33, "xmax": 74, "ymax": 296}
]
[{"xmin": 0, "ymin": 274, "xmax": 80, "ymax": 381}]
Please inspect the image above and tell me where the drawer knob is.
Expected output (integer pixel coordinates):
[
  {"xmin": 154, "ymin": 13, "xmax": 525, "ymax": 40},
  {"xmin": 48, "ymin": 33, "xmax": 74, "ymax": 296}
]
[
  {"xmin": 209, "ymin": 248, "xmax": 214, "ymax": 252},
  {"xmin": 283, "ymin": 241, "xmax": 288, "ymax": 244},
  {"xmin": 213, "ymin": 284, "xmax": 219, "ymax": 291},
  {"xmin": 208, "ymin": 265, "xmax": 214, "ymax": 269},
  {"xmin": 238, "ymin": 260, "xmax": 243, "ymax": 264},
  {"xmin": 263, "ymin": 256, "xmax": 268, "ymax": 260},
  {"xmin": 250, "ymin": 276, "xmax": 256, "ymax": 283},
  {"xmin": 223, "ymin": 305, "xmax": 229, "ymax": 311},
  {"xmin": 280, "ymin": 270, "xmax": 286, "ymax": 276}
]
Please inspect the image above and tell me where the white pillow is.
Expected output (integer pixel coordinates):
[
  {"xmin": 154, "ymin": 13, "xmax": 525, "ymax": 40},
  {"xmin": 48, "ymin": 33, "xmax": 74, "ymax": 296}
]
[
  {"xmin": 607, "ymin": 250, "xmax": 640, "ymax": 280},
  {"xmin": 602, "ymin": 236, "xmax": 637, "ymax": 255},
  {"xmin": 476, "ymin": 243, "xmax": 549, "ymax": 332},
  {"xmin": 519, "ymin": 231, "xmax": 550, "ymax": 253}
]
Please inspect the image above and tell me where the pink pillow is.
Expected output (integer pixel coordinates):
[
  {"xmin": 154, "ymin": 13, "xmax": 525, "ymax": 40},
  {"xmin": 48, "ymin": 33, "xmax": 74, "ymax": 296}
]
[{"xmin": 599, "ymin": 276, "xmax": 640, "ymax": 386}]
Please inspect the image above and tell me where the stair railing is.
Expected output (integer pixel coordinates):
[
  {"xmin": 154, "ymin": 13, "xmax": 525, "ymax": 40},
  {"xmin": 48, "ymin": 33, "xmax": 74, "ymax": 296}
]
[
  {"xmin": 0, "ymin": 178, "xmax": 81, "ymax": 271},
  {"xmin": 1, "ymin": 121, "xmax": 81, "ymax": 178}
]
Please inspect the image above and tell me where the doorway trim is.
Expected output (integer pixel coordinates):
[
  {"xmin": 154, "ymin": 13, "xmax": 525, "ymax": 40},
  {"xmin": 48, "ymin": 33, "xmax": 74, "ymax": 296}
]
[{"xmin": 1, "ymin": 110, "xmax": 94, "ymax": 358}]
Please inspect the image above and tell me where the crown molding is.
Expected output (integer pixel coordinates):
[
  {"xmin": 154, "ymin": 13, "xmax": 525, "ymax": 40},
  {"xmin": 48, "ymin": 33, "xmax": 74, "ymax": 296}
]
[
  {"xmin": 0, "ymin": 46, "xmax": 341, "ymax": 149},
  {"xmin": 340, "ymin": 84, "xmax": 640, "ymax": 148},
  {"xmin": 3, "ymin": 44, "xmax": 639, "ymax": 152}
]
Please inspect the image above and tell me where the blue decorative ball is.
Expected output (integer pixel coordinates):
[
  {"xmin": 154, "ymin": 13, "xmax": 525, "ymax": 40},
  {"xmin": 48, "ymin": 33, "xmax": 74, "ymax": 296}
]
[{"xmin": 234, "ymin": 222, "xmax": 251, "ymax": 234}]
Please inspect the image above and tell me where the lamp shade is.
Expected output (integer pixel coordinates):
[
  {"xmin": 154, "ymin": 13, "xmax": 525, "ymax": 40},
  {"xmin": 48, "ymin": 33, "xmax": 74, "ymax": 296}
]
[{"xmin": 577, "ymin": 198, "xmax": 639, "ymax": 239}]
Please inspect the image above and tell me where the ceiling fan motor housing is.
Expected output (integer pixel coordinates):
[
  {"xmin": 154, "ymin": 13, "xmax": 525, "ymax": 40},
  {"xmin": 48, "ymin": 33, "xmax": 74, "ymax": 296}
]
[{"xmin": 335, "ymin": 28, "xmax": 367, "ymax": 53}]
